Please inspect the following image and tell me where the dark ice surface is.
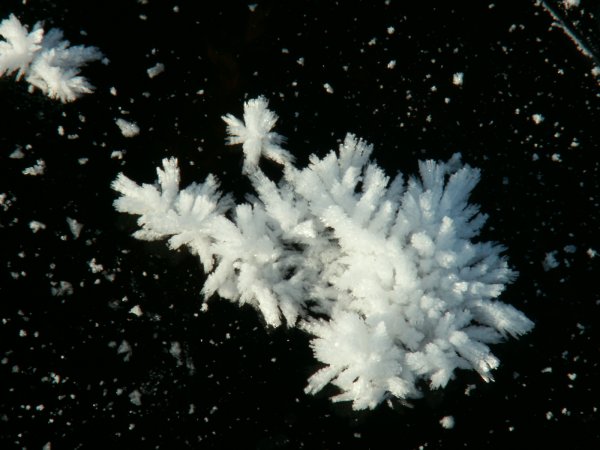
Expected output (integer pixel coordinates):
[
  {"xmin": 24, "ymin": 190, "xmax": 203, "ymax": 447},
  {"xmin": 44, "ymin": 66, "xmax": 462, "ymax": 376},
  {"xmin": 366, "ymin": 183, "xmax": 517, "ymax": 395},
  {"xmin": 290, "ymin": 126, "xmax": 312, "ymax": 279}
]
[{"xmin": 1, "ymin": 1, "xmax": 599, "ymax": 448}]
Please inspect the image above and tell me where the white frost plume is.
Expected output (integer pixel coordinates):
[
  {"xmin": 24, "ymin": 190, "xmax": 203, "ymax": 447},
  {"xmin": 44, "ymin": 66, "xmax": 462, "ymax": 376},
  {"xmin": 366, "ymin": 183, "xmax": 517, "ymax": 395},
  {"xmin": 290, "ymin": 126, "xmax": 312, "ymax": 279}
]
[
  {"xmin": 114, "ymin": 97, "xmax": 534, "ymax": 410},
  {"xmin": 0, "ymin": 14, "xmax": 103, "ymax": 102},
  {"xmin": 222, "ymin": 96, "xmax": 294, "ymax": 173},
  {"xmin": 113, "ymin": 157, "xmax": 235, "ymax": 274},
  {"xmin": 0, "ymin": 14, "xmax": 43, "ymax": 79}
]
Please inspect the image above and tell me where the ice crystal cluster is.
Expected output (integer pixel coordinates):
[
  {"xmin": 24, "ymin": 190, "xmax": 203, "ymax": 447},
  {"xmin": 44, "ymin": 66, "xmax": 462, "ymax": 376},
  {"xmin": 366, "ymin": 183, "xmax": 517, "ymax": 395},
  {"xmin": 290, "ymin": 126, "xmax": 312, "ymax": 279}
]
[
  {"xmin": 0, "ymin": 14, "xmax": 103, "ymax": 102},
  {"xmin": 113, "ymin": 97, "xmax": 534, "ymax": 409}
]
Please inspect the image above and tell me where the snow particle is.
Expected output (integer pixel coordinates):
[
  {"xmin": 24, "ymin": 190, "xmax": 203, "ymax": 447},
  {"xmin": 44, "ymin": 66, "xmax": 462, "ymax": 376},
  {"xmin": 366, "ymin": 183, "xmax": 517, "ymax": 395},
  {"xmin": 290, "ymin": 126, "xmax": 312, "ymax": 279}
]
[
  {"xmin": 129, "ymin": 389, "xmax": 142, "ymax": 406},
  {"xmin": 452, "ymin": 72, "xmax": 464, "ymax": 86},
  {"xmin": 563, "ymin": 0, "xmax": 580, "ymax": 9},
  {"xmin": 66, "ymin": 217, "xmax": 83, "ymax": 239},
  {"xmin": 29, "ymin": 220, "xmax": 46, "ymax": 233},
  {"xmin": 88, "ymin": 258, "xmax": 104, "ymax": 273},
  {"xmin": 115, "ymin": 118, "xmax": 140, "ymax": 137},
  {"xmin": 22, "ymin": 159, "xmax": 46, "ymax": 176},
  {"xmin": 542, "ymin": 251, "xmax": 560, "ymax": 270},
  {"xmin": 111, "ymin": 150, "xmax": 125, "ymax": 160},
  {"xmin": 147, "ymin": 62, "xmax": 165, "ymax": 78},
  {"xmin": 532, "ymin": 113, "xmax": 545, "ymax": 124},
  {"xmin": 9, "ymin": 147, "xmax": 25, "ymax": 159},
  {"xmin": 129, "ymin": 305, "xmax": 143, "ymax": 317},
  {"xmin": 118, "ymin": 340, "xmax": 133, "ymax": 361},
  {"xmin": 440, "ymin": 415, "xmax": 455, "ymax": 429},
  {"xmin": 50, "ymin": 281, "xmax": 74, "ymax": 297}
]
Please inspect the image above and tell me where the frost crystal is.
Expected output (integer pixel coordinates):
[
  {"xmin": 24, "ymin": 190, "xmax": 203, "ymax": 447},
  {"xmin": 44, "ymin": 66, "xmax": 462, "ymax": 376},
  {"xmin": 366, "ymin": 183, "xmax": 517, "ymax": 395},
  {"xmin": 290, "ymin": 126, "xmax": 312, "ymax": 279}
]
[
  {"xmin": 113, "ymin": 96, "xmax": 534, "ymax": 410},
  {"xmin": 0, "ymin": 14, "xmax": 103, "ymax": 102}
]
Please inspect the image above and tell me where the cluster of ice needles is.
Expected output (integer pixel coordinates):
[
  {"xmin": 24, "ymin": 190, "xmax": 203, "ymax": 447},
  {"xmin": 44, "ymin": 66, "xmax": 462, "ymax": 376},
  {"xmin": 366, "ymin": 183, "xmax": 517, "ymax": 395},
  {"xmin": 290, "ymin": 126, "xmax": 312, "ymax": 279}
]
[{"xmin": 113, "ymin": 97, "xmax": 534, "ymax": 409}]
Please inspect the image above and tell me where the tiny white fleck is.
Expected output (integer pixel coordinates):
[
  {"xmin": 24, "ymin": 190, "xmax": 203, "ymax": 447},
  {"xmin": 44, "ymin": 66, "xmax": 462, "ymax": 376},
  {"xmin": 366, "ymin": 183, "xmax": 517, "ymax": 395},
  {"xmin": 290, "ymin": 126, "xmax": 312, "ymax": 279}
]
[
  {"xmin": 29, "ymin": 221, "xmax": 46, "ymax": 233},
  {"xmin": 532, "ymin": 113, "xmax": 544, "ymax": 124},
  {"xmin": 147, "ymin": 62, "xmax": 165, "ymax": 79},
  {"xmin": 66, "ymin": 217, "xmax": 83, "ymax": 239},
  {"xmin": 111, "ymin": 150, "xmax": 125, "ymax": 160},
  {"xmin": 452, "ymin": 72, "xmax": 464, "ymax": 86},
  {"xmin": 440, "ymin": 415, "xmax": 455, "ymax": 429},
  {"xmin": 116, "ymin": 118, "xmax": 140, "ymax": 137},
  {"xmin": 23, "ymin": 159, "xmax": 46, "ymax": 176},
  {"xmin": 129, "ymin": 305, "xmax": 143, "ymax": 317},
  {"xmin": 129, "ymin": 389, "xmax": 142, "ymax": 406}
]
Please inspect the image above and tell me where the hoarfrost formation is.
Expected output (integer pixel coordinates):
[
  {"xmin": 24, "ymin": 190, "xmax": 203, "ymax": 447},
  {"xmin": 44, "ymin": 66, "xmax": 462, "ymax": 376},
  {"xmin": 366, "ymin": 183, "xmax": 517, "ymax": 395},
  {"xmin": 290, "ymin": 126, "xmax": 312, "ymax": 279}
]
[
  {"xmin": 113, "ymin": 97, "xmax": 534, "ymax": 410},
  {"xmin": 0, "ymin": 14, "xmax": 103, "ymax": 102}
]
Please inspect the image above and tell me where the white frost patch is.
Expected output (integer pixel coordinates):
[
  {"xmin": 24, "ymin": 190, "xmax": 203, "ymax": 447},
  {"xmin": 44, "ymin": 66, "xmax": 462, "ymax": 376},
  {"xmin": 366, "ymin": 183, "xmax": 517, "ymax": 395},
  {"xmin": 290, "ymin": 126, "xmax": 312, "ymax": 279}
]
[
  {"xmin": 22, "ymin": 159, "xmax": 45, "ymax": 176},
  {"xmin": 116, "ymin": 118, "xmax": 140, "ymax": 138},
  {"xmin": 146, "ymin": 62, "xmax": 164, "ymax": 78},
  {"xmin": 29, "ymin": 220, "xmax": 46, "ymax": 233},
  {"xmin": 440, "ymin": 415, "xmax": 455, "ymax": 429}
]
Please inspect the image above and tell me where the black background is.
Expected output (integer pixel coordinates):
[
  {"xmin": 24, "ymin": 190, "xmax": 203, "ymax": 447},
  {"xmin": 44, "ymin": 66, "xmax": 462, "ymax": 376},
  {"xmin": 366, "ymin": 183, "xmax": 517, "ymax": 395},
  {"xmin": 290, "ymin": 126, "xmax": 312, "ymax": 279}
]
[{"xmin": 1, "ymin": 0, "xmax": 599, "ymax": 448}]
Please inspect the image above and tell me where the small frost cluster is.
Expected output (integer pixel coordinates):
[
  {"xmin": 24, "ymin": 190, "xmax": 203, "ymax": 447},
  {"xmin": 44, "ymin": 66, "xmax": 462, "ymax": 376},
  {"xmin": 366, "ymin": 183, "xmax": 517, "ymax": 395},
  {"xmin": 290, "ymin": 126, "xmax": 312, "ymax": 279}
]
[
  {"xmin": 113, "ymin": 97, "xmax": 534, "ymax": 410},
  {"xmin": 0, "ymin": 14, "xmax": 103, "ymax": 102}
]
